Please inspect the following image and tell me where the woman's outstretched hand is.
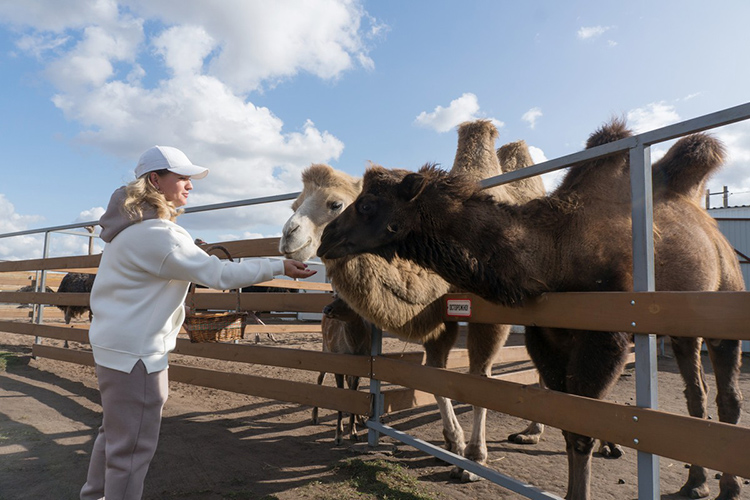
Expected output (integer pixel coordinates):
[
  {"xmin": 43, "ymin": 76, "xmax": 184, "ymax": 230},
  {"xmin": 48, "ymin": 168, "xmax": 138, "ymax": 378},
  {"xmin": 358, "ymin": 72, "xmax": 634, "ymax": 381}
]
[{"xmin": 283, "ymin": 259, "xmax": 317, "ymax": 279}]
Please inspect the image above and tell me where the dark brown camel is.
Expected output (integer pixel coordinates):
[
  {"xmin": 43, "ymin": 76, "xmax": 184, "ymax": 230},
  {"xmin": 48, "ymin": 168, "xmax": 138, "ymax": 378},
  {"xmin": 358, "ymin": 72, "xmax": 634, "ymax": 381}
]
[{"xmin": 317, "ymin": 121, "xmax": 743, "ymax": 500}]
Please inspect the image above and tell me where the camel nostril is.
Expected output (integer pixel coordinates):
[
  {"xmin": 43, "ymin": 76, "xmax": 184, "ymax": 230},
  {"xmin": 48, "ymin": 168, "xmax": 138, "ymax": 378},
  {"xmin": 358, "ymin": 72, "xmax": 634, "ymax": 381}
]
[
  {"xmin": 323, "ymin": 305, "xmax": 332, "ymax": 316},
  {"xmin": 287, "ymin": 224, "xmax": 299, "ymax": 235}
]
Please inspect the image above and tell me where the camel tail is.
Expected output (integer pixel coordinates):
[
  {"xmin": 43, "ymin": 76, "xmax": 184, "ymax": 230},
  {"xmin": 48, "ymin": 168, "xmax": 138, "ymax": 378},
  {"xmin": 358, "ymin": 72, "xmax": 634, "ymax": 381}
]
[{"xmin": 653, "ymin": 133, "xmax": 726, "ymax": 198}]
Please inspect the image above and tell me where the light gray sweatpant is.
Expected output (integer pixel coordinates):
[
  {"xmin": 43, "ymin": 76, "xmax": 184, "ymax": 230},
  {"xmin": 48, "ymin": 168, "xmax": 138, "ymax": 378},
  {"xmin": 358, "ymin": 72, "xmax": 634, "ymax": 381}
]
[{"xmin": 80, "ymin": 360, "xmax": 169, "ymax": 500}]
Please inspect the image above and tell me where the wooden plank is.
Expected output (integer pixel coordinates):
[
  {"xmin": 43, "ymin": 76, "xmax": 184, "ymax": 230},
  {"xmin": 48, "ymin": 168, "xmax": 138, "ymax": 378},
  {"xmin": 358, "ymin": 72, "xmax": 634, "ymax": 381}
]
[
  {"xmin": 250, "ymin": 279, "xmax": 332, "ymax": 292},
  {"xmin": 168, "ymin": 364, "xmax": 371, "ymax": 415},
  {"xmin": 0, "ymin": 321, "xmax": 88, "ymax": 342},
  {"xmin": 0, "ymin": 254, "xmax": 101, "ymax": 273},
  {"xmin": 30, "ymin": 344, "xmax": 371, "ymax": 415},
  {"xmin": 198, "ymin": 238, "xmax": 282, "ymax": 259},
  {"xmin": 195, "ymin": 291, "xmax": 332, "ymax": 314},
  {"xmin": 444, "ymin": 292, "xmax": 750, "ymax": 340},
  {"xmin": 381, "ymin": 346, "xmax": 532, "ymax": 369},
  {"xmin": 0, "ymin": 292, "xmax": 89, "ymax": 307},
  {"xmin": 32, "ymin": 344, "xmax": 95, "ymax": 366},
  {"xmin": 173, "ymin": 339, "xmax": 371, "ymax": 377},
  {"xmin": 372, "ymin": 356, "xmax": 750, "ymax": 477},
  {"xmin": 243, "ymin": 324, "xmax": 322, "ymax": 334},
  {"xmin": 382, "ymin": 368, "xmax": 539, "ymax": 413}
]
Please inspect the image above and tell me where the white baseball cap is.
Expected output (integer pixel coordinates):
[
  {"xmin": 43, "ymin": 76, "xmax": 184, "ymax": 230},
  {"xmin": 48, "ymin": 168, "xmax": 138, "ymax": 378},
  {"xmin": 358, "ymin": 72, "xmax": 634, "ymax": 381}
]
[{"xmin": 135, "ymin": 145, "xmax": 209, "ymax": 179}]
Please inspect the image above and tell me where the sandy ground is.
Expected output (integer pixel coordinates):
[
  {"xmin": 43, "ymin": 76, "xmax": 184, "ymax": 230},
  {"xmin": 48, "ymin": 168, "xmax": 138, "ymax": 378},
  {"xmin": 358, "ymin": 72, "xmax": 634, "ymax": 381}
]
[{"xmin": 0, "ymin": 325, "xmax": 748, "ymax": 500}]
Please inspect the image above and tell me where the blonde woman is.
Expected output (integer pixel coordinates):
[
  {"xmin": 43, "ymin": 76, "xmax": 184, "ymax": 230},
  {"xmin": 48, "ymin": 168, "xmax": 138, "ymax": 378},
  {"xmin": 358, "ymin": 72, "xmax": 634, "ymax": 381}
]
[{"xmin": 80, "ymin": 146, "xmax": 315, "ymax": 500}]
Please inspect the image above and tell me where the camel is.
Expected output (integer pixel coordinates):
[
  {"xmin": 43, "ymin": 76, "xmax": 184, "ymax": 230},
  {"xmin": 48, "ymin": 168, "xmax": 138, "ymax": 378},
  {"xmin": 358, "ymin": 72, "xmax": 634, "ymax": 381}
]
[
  {"xmin": 311, "ymin": 295, "xmax": 371, "ymax": 444},
  {"xmin": 280, "ymin": 120, "xmax": 548, "ymax": 481},
  {"xmin": 316, "ymin": 120, "xmax": 744, "ymax": 500}
]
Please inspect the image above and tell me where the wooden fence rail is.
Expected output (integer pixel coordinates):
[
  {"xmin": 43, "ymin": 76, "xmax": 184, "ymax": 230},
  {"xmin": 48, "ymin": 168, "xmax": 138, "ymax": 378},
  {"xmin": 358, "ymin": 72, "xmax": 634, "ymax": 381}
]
[{"xmin": 2, "ymin": 236, "xmax": 749, "ymax": 480}]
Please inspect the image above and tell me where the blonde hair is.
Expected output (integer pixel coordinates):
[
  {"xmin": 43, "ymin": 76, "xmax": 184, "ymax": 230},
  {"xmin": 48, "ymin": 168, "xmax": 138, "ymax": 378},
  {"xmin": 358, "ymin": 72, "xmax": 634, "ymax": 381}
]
[{"xmin": 122, "ymin": 170, "xmax": 182, "ymax": 222}]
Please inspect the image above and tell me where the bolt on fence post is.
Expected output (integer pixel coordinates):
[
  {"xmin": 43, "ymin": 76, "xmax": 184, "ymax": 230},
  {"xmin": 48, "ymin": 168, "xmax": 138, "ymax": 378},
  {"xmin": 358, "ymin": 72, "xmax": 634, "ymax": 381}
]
[
  {"xmin": 629, "ymin": 143, "xmax": 660, "ymax": 499},
  {"xmin": 367, "ymin": 323, "xmax": 384, "ymax": 447}
]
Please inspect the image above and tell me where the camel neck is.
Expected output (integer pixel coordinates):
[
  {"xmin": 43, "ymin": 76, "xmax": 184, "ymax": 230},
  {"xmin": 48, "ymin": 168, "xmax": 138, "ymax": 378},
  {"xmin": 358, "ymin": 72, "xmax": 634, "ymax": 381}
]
[{"xmin": 396, "ymin": 200, "xmax": 552, "ymax": 306}]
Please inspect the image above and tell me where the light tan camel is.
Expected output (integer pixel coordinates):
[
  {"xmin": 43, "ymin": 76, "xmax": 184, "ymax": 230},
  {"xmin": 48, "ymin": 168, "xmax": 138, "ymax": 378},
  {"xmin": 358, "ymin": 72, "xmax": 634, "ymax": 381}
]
[
  {"xmin": 317, "ymin": 120, "xmax": 744, "ymax": 500},
  {"xmin": 280, "ymin": 120, "xmax": 548, "ymax": 481}
]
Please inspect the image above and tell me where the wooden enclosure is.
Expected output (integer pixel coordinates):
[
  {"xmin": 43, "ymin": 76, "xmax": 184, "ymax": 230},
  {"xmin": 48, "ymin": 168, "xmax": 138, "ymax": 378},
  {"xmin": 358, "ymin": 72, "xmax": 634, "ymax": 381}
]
[{"xmin": 1, "ymin": 234, "xmax": 748, "ymax": 482}]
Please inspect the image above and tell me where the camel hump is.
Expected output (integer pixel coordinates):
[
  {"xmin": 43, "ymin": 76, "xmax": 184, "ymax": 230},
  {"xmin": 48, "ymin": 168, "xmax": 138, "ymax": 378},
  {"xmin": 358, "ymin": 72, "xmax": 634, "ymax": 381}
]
[
  {"xmin": 653, "ymin": 132, "xmax": 726, "ymax": 198},
  {"xmin": 497, "ymin": 140, "xmax": 533, "ymax": 172},
  {"xmin": 585, "ymin": 118, "xmax": 633, "ymax": 149}
]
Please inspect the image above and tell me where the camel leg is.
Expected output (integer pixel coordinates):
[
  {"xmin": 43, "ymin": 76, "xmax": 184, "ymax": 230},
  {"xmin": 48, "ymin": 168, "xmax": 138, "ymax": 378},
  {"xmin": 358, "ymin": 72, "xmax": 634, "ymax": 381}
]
[
  {"xmin": 334, "ymin": 373, "xmax": 345, "ymax": 445},
  {"xmin": 671, "ymin": 336, "xmax": 712, "ymax": 499},
  {"xmin": 450, "ymin": 322, "xmax": 509, "ymax": 483},
  {"xmin": 311, "ymin": 371, "xmax": 326, "ymax": 424},
  {"xmin": 706, "ymin": 338, "xmax": 743, "ymax": 500},
  {"xmin": 347, "ymin": 375, "xmax": 361, "ymax": 442},
  {"xmin": 527, "ymin": 328, "xmax": 629, "ymax": 500},
  {"xmin": 423, "ymin": 323, "xmax": 465, "ymax": 457}
]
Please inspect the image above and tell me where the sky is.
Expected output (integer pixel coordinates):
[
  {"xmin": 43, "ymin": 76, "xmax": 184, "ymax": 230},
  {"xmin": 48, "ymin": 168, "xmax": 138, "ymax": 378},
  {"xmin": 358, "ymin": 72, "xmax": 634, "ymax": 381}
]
[{"xmin": 1, "ymin": 0, "xmax": 750, "ymax": 261}]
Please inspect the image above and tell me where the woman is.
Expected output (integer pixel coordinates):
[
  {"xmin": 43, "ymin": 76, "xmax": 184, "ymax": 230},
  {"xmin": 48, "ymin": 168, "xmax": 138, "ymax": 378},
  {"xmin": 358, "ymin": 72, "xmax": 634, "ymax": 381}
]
[{"xmin": 80, "ymin": 145, "xmax": 316, "ymax": 500}]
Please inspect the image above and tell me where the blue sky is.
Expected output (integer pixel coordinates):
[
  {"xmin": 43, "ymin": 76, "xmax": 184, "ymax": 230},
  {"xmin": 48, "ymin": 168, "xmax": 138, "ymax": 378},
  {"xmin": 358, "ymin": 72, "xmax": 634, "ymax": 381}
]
[{"xmin": 1, "ymin": 0, "xmax": 750, "ymax": 260}]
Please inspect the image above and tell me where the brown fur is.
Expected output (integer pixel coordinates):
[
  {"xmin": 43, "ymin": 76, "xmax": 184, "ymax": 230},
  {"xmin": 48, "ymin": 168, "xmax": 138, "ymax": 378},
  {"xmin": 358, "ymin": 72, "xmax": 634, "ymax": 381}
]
[
  {"xmin": 311, "ymin": 296, "xmax": 371, "ymax": 444},
  {"xmin": 318, "ymin": 121, "xmax": 744, "ymax": 500},
  {"xmin": 281, "ymin": 120, "xmax": 548, "ymax": 478}
]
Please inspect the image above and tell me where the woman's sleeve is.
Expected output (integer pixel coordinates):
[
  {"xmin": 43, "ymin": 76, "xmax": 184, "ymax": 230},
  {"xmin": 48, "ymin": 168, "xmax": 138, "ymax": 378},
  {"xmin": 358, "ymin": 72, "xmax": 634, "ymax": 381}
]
[{"xmin": 158, "ymin": 239, "xmax": 285, "ymax": 290}]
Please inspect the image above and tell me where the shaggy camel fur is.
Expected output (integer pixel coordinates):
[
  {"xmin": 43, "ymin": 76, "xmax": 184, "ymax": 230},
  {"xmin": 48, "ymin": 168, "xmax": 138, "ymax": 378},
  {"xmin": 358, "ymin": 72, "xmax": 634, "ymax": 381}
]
[
  {"xmin": 280, "ymin": 120, "xmax": 547, "ymax": 481},
  {"xmin": 311, "ymin": 296, "xmax": 371, "ymax": 444},
  {"xmin": 317, "ymin": 121, "xmax": 744, "ymax": 500}
]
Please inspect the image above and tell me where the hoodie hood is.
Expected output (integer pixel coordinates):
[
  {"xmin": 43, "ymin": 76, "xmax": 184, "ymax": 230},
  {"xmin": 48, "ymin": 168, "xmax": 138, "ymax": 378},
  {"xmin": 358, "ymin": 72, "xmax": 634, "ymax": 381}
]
[{"xmin": 99, "ymin": 186, "xmax": 159, "ymax": 243}]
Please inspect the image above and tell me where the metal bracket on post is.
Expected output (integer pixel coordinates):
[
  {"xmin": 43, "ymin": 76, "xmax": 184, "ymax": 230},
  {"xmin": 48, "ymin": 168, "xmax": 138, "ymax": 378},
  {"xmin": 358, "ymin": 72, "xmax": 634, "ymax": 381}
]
[
  {"xmin": 367, "ymin": 323, "xmax": 384, "ymax": 447},
  {"xmin": 629, "ymin": 143, "xmax": 660, "ymax": 499}
]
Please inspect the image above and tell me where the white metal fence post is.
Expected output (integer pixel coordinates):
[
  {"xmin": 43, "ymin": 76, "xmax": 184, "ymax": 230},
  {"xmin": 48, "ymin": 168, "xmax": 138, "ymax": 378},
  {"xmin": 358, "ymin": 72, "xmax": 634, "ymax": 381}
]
[{"xmin": 629, "ymin": 143, "xmax": 660, "ymax": 499}]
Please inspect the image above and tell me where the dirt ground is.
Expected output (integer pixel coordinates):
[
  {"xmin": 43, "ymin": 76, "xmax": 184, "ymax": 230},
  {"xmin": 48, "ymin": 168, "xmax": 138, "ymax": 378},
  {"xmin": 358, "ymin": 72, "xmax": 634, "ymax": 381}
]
[{"xmin": 0, "ymin": 324, "xmax": 748, "ymax": 500}]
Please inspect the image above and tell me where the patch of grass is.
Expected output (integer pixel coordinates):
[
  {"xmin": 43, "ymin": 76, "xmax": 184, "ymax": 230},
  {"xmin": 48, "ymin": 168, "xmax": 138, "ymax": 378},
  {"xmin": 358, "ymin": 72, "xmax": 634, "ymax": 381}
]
[
  {"xmin": 293, "ymin": 458, "xmax": 440, "ymax": 500},
  {"xmin": 0, "ymin": 351, "xmax": 23, "ymax": 372}
]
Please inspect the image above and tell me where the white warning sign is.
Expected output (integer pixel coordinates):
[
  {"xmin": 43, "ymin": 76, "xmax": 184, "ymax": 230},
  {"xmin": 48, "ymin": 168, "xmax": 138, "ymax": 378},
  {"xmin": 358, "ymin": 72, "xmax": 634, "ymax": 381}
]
[{"xmin": 446, "ymin": 299, "xmax": 472, "ymax": 317}]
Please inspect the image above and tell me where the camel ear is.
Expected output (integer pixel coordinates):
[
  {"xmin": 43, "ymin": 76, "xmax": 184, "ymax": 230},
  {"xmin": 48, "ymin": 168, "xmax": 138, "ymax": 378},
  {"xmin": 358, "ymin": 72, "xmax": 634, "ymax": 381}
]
[{"xmin": 398, "ymin": 173, "xmax": 427, "ymax": 202}]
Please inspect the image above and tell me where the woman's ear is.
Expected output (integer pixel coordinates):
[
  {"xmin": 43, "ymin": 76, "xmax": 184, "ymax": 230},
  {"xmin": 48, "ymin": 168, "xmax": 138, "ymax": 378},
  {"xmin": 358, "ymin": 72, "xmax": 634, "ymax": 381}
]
[{"xmin": 149, "ymin": 172, "xmax": 160, "ymax": 190}]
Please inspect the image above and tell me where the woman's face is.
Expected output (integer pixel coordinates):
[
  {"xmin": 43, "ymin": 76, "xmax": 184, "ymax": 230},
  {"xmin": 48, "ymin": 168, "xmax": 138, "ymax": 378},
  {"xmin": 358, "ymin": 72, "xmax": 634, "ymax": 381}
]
[{"xmin": 151, "ymin": 171, "xmax": 193, "ymax": 207}]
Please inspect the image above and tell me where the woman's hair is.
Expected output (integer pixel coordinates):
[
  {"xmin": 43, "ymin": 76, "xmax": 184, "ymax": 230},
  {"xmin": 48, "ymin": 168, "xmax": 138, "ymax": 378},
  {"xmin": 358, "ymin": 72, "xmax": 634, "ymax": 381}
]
[{"xmin": 122, "ymin": 169, "xmax": 182, "ymax": 222}]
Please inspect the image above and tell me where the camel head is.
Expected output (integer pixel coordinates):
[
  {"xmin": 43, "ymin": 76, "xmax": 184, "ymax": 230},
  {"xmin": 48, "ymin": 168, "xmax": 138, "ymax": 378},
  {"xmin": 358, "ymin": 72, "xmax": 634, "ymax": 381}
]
[
  {"xmin": 318, "ymin": 163, "xmax": 478, "ymax": 260},
  {"xmin": 279, "ymin": 164, "xmax": 362, "ymax": 261}
]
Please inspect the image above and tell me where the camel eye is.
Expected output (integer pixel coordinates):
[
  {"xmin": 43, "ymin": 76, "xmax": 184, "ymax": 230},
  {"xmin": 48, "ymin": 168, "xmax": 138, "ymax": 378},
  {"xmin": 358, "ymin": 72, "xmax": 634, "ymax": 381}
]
[
  {"xmin": 357, "ymin": 201, "xmax": 373, "ymax": 215},
  {"xmin": 330, "ymin": 201, "xmax": 343, "ymax": 211}
]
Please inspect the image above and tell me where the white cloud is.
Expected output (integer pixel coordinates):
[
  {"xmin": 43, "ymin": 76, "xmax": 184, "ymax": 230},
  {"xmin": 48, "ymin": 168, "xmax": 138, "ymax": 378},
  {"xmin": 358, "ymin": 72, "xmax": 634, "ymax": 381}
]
[
  {"xmin": 627, "ymin": 102, "xmax": 681, "ymax": 134},
  {"xmin": 414, "ymin": 93, "xmax": 503, "ymax": 133},
  {"xmin": 522, "ymin": 107, "xmax": 542, "ymax": 129},
  {"xmin": 0, "ymin": 0, "xmax": 375, "ymax": 252},
  {"xmin": 0, "ymin": 194, "xmax": 45, "ymax": 261},
  {"xmin": 577, "ymin": 26, "xmax": 611, "ymax": 40}
]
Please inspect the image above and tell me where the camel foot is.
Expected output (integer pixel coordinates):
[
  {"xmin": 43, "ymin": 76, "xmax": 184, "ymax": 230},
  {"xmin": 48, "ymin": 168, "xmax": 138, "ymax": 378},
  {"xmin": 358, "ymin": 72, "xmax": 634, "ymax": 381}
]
[
  {"xmin": 463, "ymin": 443, "xmax": 487, "ymax": 464},
  {"xmin": 678, "ymin": 483, "xmax": 710, "ymax": 499},
  {"xmin": 508, "ymin": 421, "xmax": 544, "ymax": 445},
  {"xmin": 598, "ymin": 441, "xmax": 623, "ymax": 459},
  {"xmin": 449, "ymin": 466, "xmax": 482, "ymax": 483},
  {"xmin": 311, "ymin": 408, "xmax": 319, "ymax": 425},
  {"xmin": 334, "ymin": 435, "xmax": 344, "ymax": 446},
  {"xmin": 508, "ymin": 431, "xmax": 541, "ymax": 445},
  {"xmin": 715, "ymin": 473, "xmax": 742, "ymax": 500}
]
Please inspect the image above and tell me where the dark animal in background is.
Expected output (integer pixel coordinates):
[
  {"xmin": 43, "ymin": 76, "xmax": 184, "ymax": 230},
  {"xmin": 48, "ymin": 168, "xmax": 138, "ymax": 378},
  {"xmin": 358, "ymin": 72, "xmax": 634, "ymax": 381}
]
[
  {"xmin": 311, "ymin": 295, "xmax": 371, "ymax": 445},
  {"xmin": 56, "ymin": 272, "xmax": 96, "ymax": 324},
  {"xmin": 14, "ymin": 284, "xmax": 54, "ymax": 308}
]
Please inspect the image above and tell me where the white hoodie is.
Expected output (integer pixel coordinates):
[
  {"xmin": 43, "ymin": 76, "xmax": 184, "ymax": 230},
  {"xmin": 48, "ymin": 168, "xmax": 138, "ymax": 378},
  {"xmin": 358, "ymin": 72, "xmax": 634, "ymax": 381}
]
[{"xmin": 89, "ymin": 187, "xmax": 284, "ymax": 373}]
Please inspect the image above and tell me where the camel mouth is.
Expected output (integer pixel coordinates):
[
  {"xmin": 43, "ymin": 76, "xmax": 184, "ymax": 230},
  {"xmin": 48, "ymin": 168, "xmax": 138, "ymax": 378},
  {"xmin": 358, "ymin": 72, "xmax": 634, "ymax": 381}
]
[
  {"xmin": 280, "ymin": 237, "xmax": 313, "ymax": 259},
  {"xmin": 317, "ymin": 237, "xmax": 348, "ymax": 260}
]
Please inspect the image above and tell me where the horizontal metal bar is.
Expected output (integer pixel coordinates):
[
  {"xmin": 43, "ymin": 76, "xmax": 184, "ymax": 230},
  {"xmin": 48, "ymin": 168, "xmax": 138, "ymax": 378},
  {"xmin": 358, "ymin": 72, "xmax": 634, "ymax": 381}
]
[
  {"xmin": 0, "ymin": 192, "xmax": 302, "ymax": 240},
  {"xmin": 183, "ymin": 191, "xmax": 300, "ymax": 214},
  {"xmin": 366, "ymin": 421, "xmax": 563, "ymax": 500},
  {"xmin": 481, "ymin": 101, "xmax": 750, "ymax": 189}
]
